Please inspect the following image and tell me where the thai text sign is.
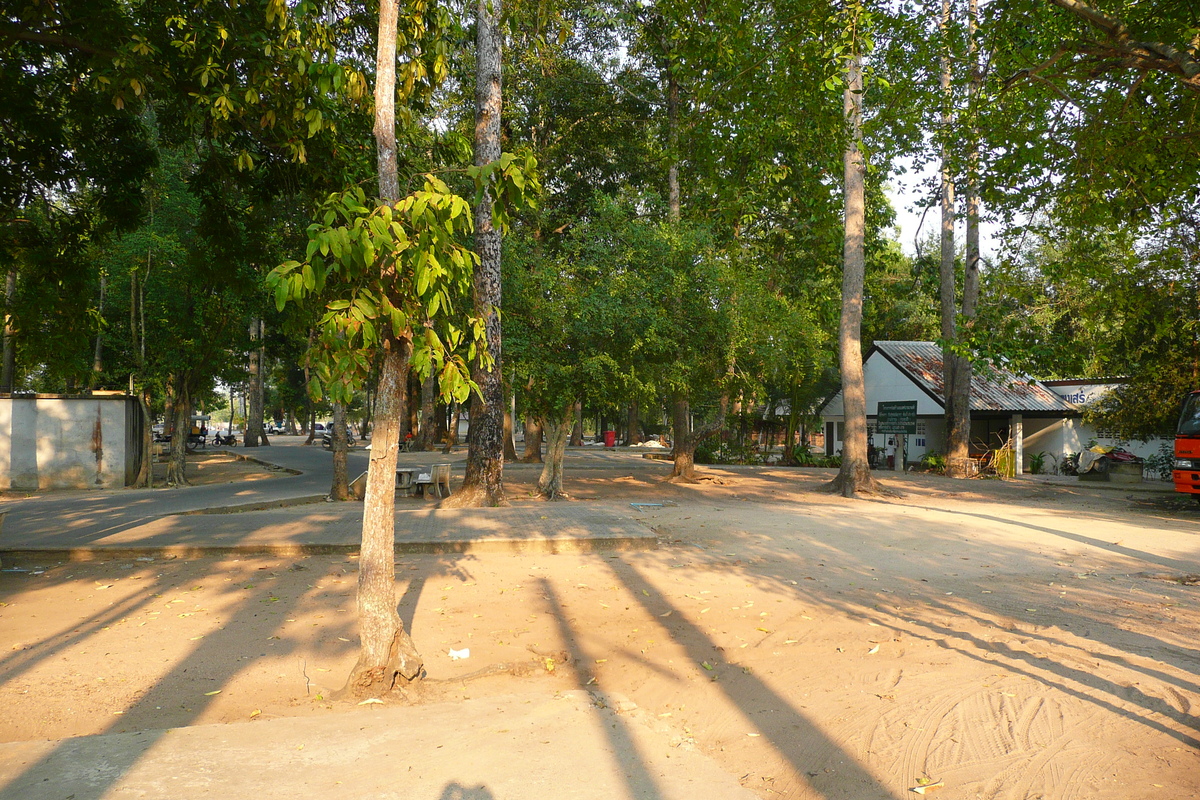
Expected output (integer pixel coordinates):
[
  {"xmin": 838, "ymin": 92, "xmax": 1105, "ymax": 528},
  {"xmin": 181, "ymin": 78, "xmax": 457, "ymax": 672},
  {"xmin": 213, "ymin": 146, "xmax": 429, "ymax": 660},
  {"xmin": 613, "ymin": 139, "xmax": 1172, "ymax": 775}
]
[{"xmin": 876, "ymin": 401, "xmax": 917, "ymax": 434}]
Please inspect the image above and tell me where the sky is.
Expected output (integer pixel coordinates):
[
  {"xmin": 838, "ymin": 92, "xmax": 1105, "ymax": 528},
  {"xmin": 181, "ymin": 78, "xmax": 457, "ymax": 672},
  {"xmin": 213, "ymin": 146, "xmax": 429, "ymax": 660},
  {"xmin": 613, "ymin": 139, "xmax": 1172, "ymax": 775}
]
[{"xmin": 886, "ymin": 156, "xmax": 999, "ymax": 260}]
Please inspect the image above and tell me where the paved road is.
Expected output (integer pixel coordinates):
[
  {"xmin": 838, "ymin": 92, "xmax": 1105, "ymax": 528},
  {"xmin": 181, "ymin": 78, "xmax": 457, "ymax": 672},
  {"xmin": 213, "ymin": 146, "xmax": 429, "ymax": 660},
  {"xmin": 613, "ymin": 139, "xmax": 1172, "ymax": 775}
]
[
  {"xmin": 0, "ymin": 437, "xmax": 353, "ymax": 548},
  {"xmin": 0, "ymin": 439, "xmax": 658, "ymax": 557}
]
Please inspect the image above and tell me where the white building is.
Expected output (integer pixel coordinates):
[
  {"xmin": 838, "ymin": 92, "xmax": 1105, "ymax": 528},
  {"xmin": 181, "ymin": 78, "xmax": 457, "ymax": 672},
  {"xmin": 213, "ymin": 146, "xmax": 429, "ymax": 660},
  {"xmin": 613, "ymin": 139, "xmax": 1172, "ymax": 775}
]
[
  {"xmin": 819, "ymin": 342, "xmax": 1161, "ymax": 473},
  {"xmin": 0, "ymin": 393, "xmax": 147, "ymax": 490}
]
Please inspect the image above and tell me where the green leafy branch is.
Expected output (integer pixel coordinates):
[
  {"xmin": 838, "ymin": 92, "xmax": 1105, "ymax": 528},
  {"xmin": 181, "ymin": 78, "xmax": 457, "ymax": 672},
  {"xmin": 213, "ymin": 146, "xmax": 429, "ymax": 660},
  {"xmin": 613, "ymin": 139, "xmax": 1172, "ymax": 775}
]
[
  {"xmin": 268, "ymin": 176, "xmax": 488, "ymax": 406},
  {"xmin": 468, "ymin": 150, "xmax": 540, "ymax": 232}
]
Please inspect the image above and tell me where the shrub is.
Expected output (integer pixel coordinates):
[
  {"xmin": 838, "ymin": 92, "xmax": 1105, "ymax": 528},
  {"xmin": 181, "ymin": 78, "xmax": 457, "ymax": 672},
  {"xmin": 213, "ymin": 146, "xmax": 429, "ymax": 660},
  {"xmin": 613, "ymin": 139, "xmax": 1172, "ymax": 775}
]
[
  {"xmin": 919, "ymin": 451, "xmax": 947, "ymax": 474},
  {"xmin": 790, "ymin": 444, "xmax": 820, "ymax": 466},
  {"xmin": 1029, "ymin": 451, "xmax": 1048, "ymax": 475},
  {"xmin": 695, "ymin": 440, "xmax": 719, "ymax": 464},
  {"xmin": 695, "ymin": 439, "xmax": 762, "ymax": 466},
  {"xmin": 1143, "ymin": 440, "xmax": 1175, "ymax": 482}
]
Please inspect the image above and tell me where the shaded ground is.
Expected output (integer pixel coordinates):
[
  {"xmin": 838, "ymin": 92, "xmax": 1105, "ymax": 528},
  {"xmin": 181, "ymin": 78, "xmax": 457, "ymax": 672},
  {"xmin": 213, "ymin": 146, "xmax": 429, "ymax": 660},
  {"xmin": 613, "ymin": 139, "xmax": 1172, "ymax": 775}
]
[
  {"xmin": 0, "ymin": 451, "xmax": 282, "ymax": 503},
  {"xmin": 1, "ymin": 461, "xmax": 1198, "ymax": 799},
  {"xmin": 150, "ymin": 451, "xmax": 289, "ymax": 487}
]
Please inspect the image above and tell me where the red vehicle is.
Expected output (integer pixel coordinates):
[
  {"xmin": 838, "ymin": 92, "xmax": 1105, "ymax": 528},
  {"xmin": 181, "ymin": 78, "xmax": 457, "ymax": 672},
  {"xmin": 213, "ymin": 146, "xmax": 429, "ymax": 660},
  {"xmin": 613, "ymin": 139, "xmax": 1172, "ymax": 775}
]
[{"xmin": 1175, "ymin": 390, "xmax": 1200, "ymax": 501}]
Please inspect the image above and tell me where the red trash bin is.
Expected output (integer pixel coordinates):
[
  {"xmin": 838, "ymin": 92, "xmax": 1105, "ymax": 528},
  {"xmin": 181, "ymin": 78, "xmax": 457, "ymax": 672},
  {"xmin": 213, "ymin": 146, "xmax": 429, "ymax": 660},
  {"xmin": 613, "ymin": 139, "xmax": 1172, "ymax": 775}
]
[{"xmin": 603, "ymin": 430, "xmax": 616, "ymax": 447}]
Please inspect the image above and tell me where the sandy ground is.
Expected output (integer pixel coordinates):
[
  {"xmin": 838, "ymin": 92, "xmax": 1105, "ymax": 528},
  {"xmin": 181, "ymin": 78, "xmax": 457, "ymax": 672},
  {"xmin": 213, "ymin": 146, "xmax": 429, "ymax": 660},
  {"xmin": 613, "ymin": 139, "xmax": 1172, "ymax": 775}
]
[
  {"xmin": 1, "ymin": 460, "xmax": 1198, "ymax": 799},
  {"xmin": 148, "ymin": 451, "xmax": 291, "ymax": 487}
]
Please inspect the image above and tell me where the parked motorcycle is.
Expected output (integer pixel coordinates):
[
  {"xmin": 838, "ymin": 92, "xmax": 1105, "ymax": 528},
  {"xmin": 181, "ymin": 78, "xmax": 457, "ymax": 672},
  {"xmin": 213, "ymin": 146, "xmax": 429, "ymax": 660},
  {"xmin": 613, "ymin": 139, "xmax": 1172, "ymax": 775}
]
[{"xmin": 322, "ymin": 428, "xmax": 357, "ymax": 450}]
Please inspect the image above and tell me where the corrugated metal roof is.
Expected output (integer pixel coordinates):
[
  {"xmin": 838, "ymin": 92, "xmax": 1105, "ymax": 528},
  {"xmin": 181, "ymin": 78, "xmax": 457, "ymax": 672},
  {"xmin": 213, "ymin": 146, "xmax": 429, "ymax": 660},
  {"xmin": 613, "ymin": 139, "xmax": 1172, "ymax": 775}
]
[{"xmin": 874, "ymin": 341, "xmax": 1077, "ymax": 414}]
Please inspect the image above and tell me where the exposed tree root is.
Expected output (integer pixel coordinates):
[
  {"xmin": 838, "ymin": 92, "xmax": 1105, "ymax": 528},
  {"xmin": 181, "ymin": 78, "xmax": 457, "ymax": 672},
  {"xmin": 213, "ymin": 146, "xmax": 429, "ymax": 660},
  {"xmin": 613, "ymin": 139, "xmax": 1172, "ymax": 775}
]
[
  {"xmin": 431, "ymin": 648, "xmax": 573, "ymax": 684},
  {"xmin": 1136, "ymin": 572, "xmax": 1200, "ymax": 586},
  {"xmin": 335, "ymin": 629, "xmax": 424, "ymax": 702},
  {"xmin": 440, "ymin": 484, "xmax": 510, "ymax": 509},
  {"xmin": 820, "ymin": 469, "xmax": 902, "ymax": 499},
  {"xmin": 664, "ymin": 472, "xmax": 733, "ymax": 486}
]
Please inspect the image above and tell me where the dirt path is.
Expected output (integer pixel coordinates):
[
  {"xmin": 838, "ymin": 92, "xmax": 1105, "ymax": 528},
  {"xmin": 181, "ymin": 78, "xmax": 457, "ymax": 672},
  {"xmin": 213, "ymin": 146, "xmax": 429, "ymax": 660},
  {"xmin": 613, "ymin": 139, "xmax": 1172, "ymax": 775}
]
[{"xmin": 1, "ymin": 465, "xmax": 1197, "ymax": 799}]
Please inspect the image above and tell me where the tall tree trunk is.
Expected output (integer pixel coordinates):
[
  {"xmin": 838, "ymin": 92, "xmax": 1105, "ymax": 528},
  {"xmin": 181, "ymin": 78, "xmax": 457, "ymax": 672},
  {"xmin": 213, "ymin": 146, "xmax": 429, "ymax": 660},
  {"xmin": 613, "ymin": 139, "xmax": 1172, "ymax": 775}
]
[
  {"xmin": 2, "ymin": 267, "xmax": 16, "ymax": 392},
  {"xmin": 570, "ymin": 400, "xmax": 583, "ymax": 446},
  {"xmin": 134, "ymin": 389, "xmax": 153, "ymax": 489},
  {"xmin": 670, "ymin": 396, "xmax": 695, "ymax": 479},
  {"xmin": 330, "ymin": 402, "xmax": 350, "ymax": 500},
  {"xmin": 522, "ymin": 416, "xmax": 543, "ymax": 462},
  {"xmin": 667, "ymin": 66, "xmax": 681, "ymax": 224},
  {"xmin": 626, "ymin": 401, "xmax": 642, "ymax": 445},
  {"xmin": 245, "ymin": 318, "xmax": 268, "ymax": 447},
  {"xmin": 91, "ymin": 273, "xmax": 106, "ymax": 387},
  {"xmin": 826, "ymin": 48, "xmax": 882, "ymax": 497},
  {"xmin": 449, "ymin": 0, "xmax": 507, "ymax": 507},
  {"xmin": 503, "ymin": 398, "xmax": 518, "ymax": 462},
  {"xmin": 414, "ymin": 371, "xmax": 436, "ymax": 450},
  {"xmin": 537, "ymin": 406, "xmax": 573, "ymax": 499},
  {"xmin": 340, "ymin": 338, "xmax": 421, "ymax": 697},
  {"xmin": 664, "ymin": 57, "xmax": 701, "ymax": 482},
  {"xmin": 166, "ymin": 374, "xmax": 191, "ymax": 486},
  {"xmin": 940, "ymin": 0, "xmax": 971, "ymax": 479},
  {"xmin": 952, "ymin": 0, "xmax": 983, "ymax": 478},
  {"xmin": 445, "ymin": 402, "xmax": 461, "ymax": 451},
  {"xmin": 339, "ymin": 0, "xmax": 423, "ymax": 699}
]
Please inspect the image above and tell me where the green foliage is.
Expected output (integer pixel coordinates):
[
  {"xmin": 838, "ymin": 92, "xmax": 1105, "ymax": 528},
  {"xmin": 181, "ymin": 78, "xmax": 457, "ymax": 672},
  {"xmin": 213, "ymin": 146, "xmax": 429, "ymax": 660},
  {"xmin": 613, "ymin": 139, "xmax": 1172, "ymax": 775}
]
[
  {"xmin": 41, "ymin": 142, "xmax": 258, "ymax": 416},
  {"xmin": 983, "ymin": 0, "xmax": 1200, "ymax": 229},
  {"xmin": 919, "ymin": 450, "xmax": 947, "ymax": 474},
  {"xmin": 505, "ymin": 192, "xmax": 734, "ymax": 429},
  {"xmin": 695, "ymin": 439, "xmax": 763, "ymax": 466},
  {"xmin": 1143, "ymin": 440, "xmax": 1175, "ymax": 482},
  {"xmin": 269, "ymin": 178, "xmax": 486, "ymax": 406},
  {"xmin": 472, "ymin": 151, "xmax": 540, "ymax": 233},
  {"xmin": 977, "ymin": 218, "xmax": 1199, "ymax": 441},
  {"xmin": 789, "ymin": 443, "xmax": 842, "ymax": 468},
  {"xmin": 1028, "ymin": 451, "xmax": 1048, "ymax": 475}
]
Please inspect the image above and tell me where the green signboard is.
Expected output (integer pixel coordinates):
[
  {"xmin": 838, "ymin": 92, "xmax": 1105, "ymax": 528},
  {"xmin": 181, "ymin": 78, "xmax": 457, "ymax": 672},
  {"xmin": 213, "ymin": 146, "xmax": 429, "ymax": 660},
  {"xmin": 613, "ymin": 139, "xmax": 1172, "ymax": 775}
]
[{"xmin": 876, "ymin": 401, "xmax": 917, "ymax": 434}]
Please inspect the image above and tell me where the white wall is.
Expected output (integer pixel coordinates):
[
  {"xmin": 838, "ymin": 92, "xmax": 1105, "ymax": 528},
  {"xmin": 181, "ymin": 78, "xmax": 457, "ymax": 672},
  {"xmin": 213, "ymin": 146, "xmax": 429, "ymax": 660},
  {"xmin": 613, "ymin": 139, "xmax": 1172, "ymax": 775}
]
[
  {"xmin": 0, "ymin": 397, "xmax": 132, "ymax": 490},
  {"xmin": 1020, "ymin": 417, "xmax": 1164, "ymax": 472},
  {"xmin": 822, "ymin": 353, "xmax": 943, "ymax": 419},
  {"xmin": 823, "ymin": 352, "xmax": 944, "ymax": 460}
]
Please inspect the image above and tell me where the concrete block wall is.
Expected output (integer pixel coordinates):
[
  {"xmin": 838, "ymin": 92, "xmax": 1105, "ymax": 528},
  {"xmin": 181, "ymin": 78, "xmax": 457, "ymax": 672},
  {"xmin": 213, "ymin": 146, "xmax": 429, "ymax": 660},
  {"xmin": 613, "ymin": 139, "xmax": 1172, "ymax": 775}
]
[{"xmin": 0, "ymin": 396, "xmax": 132, "ymax": 490}]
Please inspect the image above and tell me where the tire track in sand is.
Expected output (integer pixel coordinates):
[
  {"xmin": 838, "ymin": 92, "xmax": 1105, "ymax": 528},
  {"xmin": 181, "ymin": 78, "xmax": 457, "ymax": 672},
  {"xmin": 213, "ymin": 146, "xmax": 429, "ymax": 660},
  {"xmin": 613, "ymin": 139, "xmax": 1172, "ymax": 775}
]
[{"xmin": 868, "ymin": 683, "xmax": 1107, "ymax": 799}]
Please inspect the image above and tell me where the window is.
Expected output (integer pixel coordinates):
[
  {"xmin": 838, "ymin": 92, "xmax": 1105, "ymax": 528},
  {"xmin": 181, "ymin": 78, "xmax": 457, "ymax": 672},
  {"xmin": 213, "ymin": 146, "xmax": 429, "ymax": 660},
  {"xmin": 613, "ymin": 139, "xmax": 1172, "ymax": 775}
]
[{"xmin": 1180, "ymin": 393, "xmax": 1200, "ymax": 435}]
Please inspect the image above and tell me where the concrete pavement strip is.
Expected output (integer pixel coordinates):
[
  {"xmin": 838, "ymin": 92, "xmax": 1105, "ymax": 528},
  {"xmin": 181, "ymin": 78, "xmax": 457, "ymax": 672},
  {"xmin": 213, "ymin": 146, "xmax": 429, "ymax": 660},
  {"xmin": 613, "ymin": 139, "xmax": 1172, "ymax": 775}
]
[
  {"xmin": 0, "ymin": 501, "xmax": 659, "ymax": 563},
  {"xmin": 0, "ymin": 690, "xmax": 758, "ymax": 800}
]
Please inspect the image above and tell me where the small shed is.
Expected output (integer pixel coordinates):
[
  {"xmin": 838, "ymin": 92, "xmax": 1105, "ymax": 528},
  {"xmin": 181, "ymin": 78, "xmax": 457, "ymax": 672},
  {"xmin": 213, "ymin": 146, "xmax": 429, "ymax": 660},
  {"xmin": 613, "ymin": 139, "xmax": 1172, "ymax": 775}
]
[
  {"xmin": 819, "ymin": 341, "xmax": 1079, "ymax": 470},
  {"xmin": 0, "ymin": 393, "xmax": 147, "ymax": 490}
]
